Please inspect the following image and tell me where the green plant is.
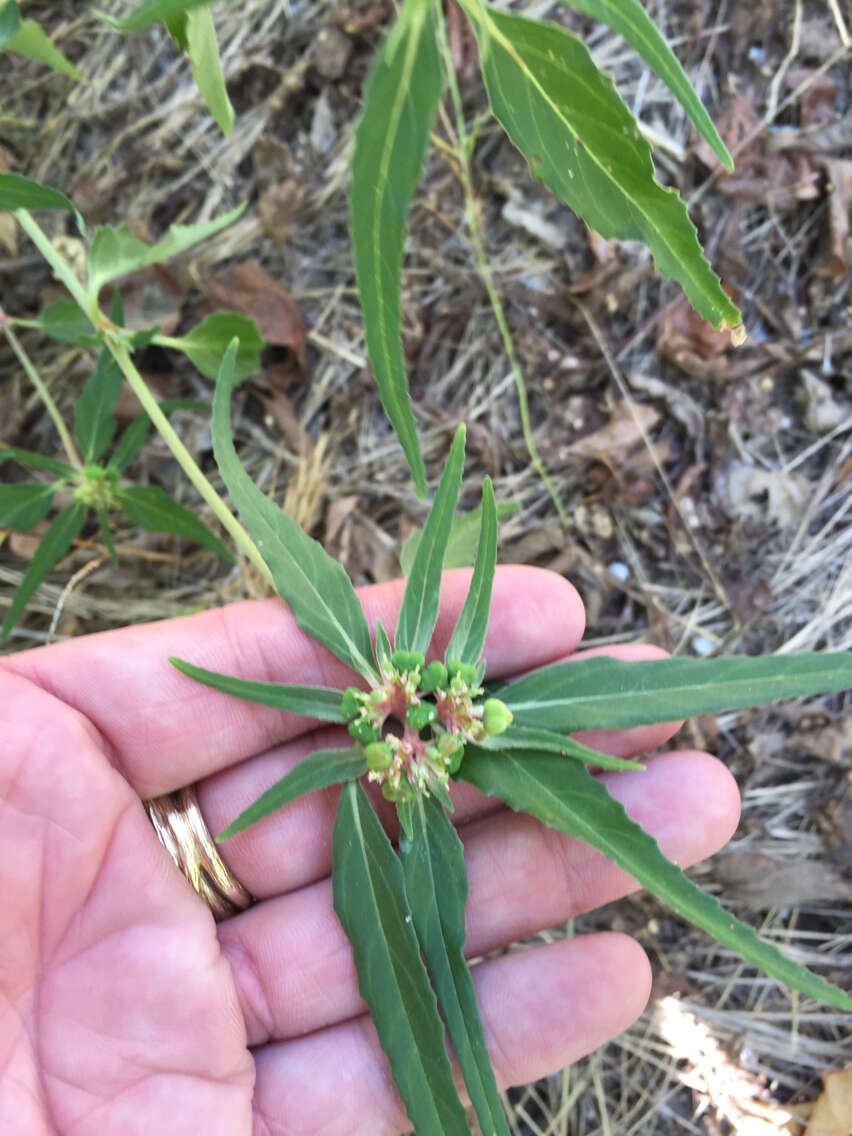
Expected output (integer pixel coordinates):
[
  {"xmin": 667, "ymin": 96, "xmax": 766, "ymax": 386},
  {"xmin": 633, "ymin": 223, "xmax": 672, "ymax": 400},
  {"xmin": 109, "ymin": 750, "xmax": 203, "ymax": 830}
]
[{"xmin": 0, "ymin": 1, "xmax": 80, "ymax": 78}]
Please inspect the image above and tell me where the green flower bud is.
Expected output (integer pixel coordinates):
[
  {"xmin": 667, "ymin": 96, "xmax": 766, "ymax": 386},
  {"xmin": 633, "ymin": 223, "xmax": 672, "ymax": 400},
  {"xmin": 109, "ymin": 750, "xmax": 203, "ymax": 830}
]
[
  {"xmin": 364, "ymin": 742, "xmax": 393, "ymax": 771},
  {"xmin": 340, "ymin": 688, "xmax": 362, "ymax": 722},
  {"xmin": 482, "ymin": 698, "xmax": 513, "ymax": 736},
  {"xmin": 406, "ymin": 702, "xmax": 436, "ymax": 731},
  {"xmin": 448, "ymin": 747, "xmax": 465, "ymax": 775},
  {"xmin": 391, "ymin": 649, "xmax": 425, "ymax": 673},
  {"xmin": 348, "ymin": 719, "xmax": 380, "ymax": 745},
  {"xmin": 458, "ymin": 663, "xmax": 478, "ymax": 686},
  {"xmin": 419, "ymin": 661, "xmax": 448, "ymax": 693}
]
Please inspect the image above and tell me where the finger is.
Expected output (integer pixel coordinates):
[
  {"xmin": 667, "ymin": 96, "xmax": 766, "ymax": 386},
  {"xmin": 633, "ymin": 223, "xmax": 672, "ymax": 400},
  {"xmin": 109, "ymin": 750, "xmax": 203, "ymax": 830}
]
[
  {"xmin": 217, "ymin": 751, "xmax": 739, "ymax": 1045},
  {"xmin": 2, "ymin": 566, "xmax": 585, "ymax": 797},
  {"xmin": 200, "ymin": 644, "xmax": 684, "ymax": 900},
  {"xmin": 250, "ymin": 932, "xmax": 651, "ymax": 1136}
]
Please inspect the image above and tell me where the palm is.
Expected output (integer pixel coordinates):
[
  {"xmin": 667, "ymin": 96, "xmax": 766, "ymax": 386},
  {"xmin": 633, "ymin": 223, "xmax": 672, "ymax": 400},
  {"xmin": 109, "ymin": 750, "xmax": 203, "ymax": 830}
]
[{"xmin": 1, "ymin": 569, "xmax": 740, "ymax": 1135}]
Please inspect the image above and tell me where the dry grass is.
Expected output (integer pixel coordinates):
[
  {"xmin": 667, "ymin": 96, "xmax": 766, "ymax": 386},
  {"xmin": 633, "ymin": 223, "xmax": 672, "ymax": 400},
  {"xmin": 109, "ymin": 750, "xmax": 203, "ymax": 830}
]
[{"xmin": 2, "ymin": 1, "xmax": 850, "ymax": 1132}]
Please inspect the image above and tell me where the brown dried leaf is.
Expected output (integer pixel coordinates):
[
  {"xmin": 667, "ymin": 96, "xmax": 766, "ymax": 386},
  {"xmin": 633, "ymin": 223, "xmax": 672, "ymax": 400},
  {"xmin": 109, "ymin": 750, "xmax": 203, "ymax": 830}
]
[
  {"xmin": 258, "ymin": 179, "xmax": 305, "ymax": 245},
  {"xmin": 713, "ymin": 852, "xmax": 851, "ymax": 906},
  {"xmin": 116, "ymin": 265, "xmax": 184, "ymax": 334},
  {"xmin": 658, "ymin": 294, "xmax": 737, "ymax": 377},
  {"xmin": 567, "ymin": 401, "xmax": 659, "ymax": 464},
  {"xmin": 205, "ymin": 261, "xmax": 307, "ymax": 368},
  {"xmin": 723, "ymin": 463, "xmax": 810, "ymax": 528},
  {"xmin": 816, "ymin": 158, "xmax": 852, "ymax": 278},
  {"xmin": 805, "ymin": 1067, "xmax": 852, "ymax": 1136}
]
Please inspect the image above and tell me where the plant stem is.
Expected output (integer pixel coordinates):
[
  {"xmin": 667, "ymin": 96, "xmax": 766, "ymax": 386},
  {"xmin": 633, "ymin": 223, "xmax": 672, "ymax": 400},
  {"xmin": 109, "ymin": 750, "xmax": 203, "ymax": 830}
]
[
  {"xmin": 433, "ymin": 8, "xmax": 567, "ymax": 526},
  {"xmin": 3, "ymin": 323, "xmax": 83, "ymax": 470},
  {"xmin": 14, "ymin": 209, "xmax": 91, "ymax": 313},
  {"xmin": 107, "ymin": 337, "xmax": 272, "ymax": 583}
]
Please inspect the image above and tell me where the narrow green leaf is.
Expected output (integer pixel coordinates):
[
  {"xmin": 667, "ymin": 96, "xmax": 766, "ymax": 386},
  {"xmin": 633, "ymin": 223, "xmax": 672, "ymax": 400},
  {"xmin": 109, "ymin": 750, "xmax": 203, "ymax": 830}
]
[
  {"xmin": 395, "ymin": 424, "xmax": 465, "ymax": 657},
  {"xmin": 98, "ymin": 0, "xmax": 234, "ymax": 33},
  {"xmin": 107, "ymin": 398, "xmax": 206, "ymax": 472},
  {"xmin": 1, "ymin": 502, "xmax": 86, "ymax": 640},
  {"xmin": 374, "ymin": 616, "xmax": 393, "ymax": 671},
  {"xmin": 165, "ymin": 13, "xmax": 189, "ymax": 49},
  {"xmin": 116, "ymin": 484, "xmax": 233, "ymax": 560},
  {"xmin": 218, "ymin": 747, "xmax": 367, "ymax": 840},
  {"xmin": 183, "ymin": 7, "xmax": 234, "ymax": 135},
  {"xmin": 333, "ymin": 780, "xmax": 470, "ymax": 1134},
  {"xmin": 1, "ymin": 172, "xmax": 84, "ymax": 233},
  {"xmin": 86, "ymin": 203, "xmax": 245, "ymax": 298},
  {"xmin": 400, "ymin": 500, "xmax": 518, "ymax": 576},
  {"xmin": 0, "ymin": 483, "xmax": 56, "ymax": 530},
  {"xmin": 0, "ymin": 2, "xmax": 21, "ymax": 51},
  {"xmin": 350, "ymin": 0, "xmax": 444, "ymax": 497},
  {"xmin": 445, "ymin": 476, "xmax": 497, "ymax": 667},
  {"xmin": 401, "ymin": 795, "xmax": 510, "ymax": 1136},
  {"xmin": 0, "ymin": 446, "xmax": 74, "ymax": 478},
  {"xmin": 213, "ymin": 341, "xmax": 377, "ymax": 678},
  {"xmin": 169, "ymin": 656, "xmax": 347, "ymax": 722},
  {"xmin": 466, "ymin": 5, "xmax": 742, "ymax": 331},
  {"xmin": 97, "ymin": 507, "xmax": 119, "ymax": 566},
  {"xmin": 163, "ymin": 311, "xmax": 263, "ymax": 381},
  {"xmin": 476, "ymin": 727, "xmax": 645, "ymax": 772},
  {"xmin": 73, "ymin": 350, "xmax": 123, "ymax": 462},
  {"xmin": 30, "ymin": 298, "xmax": 100, "ymax": 346},
  {"xmin": 459, "ymin": 749, "xmax": 852, "ymax": 1011},
  {"xmin": 6, "ymin": 16, "xmax": 81, "ymax": 79},
  {"xmin": 499, "ymin": 654, "xmax": 852, "ymax": 733},
  {"xmin": 557, "ymin": 0, "xmax": 731, "ymax": 170}
]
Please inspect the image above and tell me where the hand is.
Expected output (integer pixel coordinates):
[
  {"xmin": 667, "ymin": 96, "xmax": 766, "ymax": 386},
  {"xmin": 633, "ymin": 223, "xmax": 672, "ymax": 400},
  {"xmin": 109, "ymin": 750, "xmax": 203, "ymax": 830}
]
[{"xmin": 0, "ymin": 567, "xmax": 740, "ymax": 1135}]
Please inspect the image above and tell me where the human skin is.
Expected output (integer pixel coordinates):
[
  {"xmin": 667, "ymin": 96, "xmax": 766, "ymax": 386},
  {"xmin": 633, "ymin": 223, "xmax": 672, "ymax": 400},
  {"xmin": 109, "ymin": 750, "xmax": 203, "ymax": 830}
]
[{"xmin": 0, "ymin": 566, "xmax": 740, "ymax": 1135}]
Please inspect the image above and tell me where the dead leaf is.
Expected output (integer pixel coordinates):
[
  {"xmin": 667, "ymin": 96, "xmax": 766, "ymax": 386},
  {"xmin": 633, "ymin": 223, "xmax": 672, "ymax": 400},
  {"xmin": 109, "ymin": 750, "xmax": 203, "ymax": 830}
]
[
  {"xmin": 205, "ymin": 262, "xmax": 307, "ymax": 368},
  {"xmin": 258, "ymin": 179, "xmax": 305, "ymax": 245},
  {"xmin": 799, "ymin": 370, "xmax": 852, "ymax": 433},
  {"xmin": 629, "ymin": 371, "xmax": 705, "ymax": 436},
  {"xmin": 713, "ymin": 852, "xmax": 851, "ymax": 906},
  {"xmin": 567, "ymin": 401, "xmax": 659, "ymax": 465},
  {"xmin": 723, "ymin": 463, "xmax": 810, "ymax": 528},
  {"xmin": 115, "ymin": 264, "xmax": 184, "ymax": 334},
  {"xmin": 658, "ymin": 294, "xmax": 739, "ymax": 376},
  {"xmin": 816, "ymin": 158, "xmax": 852, "ymax": 279},
  {"xmin": 806, "ymin": 1067, "xmax": 852, "ymax": 1136}
]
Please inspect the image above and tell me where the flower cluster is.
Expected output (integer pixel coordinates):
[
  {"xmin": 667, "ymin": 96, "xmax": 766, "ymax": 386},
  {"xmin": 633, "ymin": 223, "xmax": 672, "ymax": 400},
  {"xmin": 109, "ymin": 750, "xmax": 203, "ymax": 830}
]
[{"xmin": 341, "ymin": 650, "xmax": 513, "ymax": 802}]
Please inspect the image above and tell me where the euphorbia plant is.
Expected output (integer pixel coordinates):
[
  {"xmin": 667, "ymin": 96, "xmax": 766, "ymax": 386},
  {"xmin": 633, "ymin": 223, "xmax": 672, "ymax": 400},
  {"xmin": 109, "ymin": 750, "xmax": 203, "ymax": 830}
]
[{"xmin": 165, "ymin": 342, "xmax": 852, "ymax": 1136}]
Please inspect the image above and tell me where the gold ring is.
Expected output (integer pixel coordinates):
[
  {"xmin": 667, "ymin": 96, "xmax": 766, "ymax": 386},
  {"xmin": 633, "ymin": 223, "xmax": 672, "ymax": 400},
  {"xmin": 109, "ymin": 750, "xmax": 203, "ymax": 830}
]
[{"xmin": 144, "ymin": 786, "xmax": 254, "ymax": 921}]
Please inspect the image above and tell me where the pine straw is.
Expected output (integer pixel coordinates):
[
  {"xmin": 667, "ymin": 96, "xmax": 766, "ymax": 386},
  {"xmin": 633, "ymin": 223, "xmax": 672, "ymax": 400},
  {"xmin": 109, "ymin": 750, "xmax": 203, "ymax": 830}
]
[{"xmin": 2, "ymin": 1, "xmax": 851, "ymax": 1132}]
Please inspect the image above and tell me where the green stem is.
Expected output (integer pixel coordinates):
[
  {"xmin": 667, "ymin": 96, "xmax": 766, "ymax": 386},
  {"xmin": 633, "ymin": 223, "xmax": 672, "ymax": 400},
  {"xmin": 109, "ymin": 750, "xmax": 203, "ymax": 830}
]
[
  {"xmin": 433, "ymin": 4, "xmax": 567, "ymax": 526},
  {"xmin": 3, "ymin": 323, "xmax": 83, "ymax": 470},
  {"xmin": 15, "ymin": 209, "xmax": 91, "ymax": 313},
  {"xmin": 107, "ymin": 337, "xmax": 272, "ymax": 583}
]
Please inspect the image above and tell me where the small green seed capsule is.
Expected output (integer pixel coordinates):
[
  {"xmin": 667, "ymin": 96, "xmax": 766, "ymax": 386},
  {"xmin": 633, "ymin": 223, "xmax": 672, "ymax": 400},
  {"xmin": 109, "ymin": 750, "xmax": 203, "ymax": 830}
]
[
  {"xmin": 340, "ymin": 688, "xmax": 362, "ymax": 721},
  {"xmin": 420, "ymin": 661, "xmax": 448, "ymax": 693},
  {"xmin": 348, "ymin": 719, "xmax": 379, "ymax": 745},
  {"xmin": 390, "ymin": 649, "xmax": 410, "ymax": 670},
  {"xmin": 458, "ymin": 663, "xmax": 478, "ymax": 686},
  {"xmin": 446, "ymin": 661, "xmax": 461, "ymax": 680},
  {"xmin": 364, "ymin": 742, "xmax": 393, "ymax": 771},
  {"xmin": 448, "ymin": 747, "xmax": 465, "ymax": 774},
  {"xmin": 406, "ymin": 702, "xmax": 436, "ymax": 731},
  {"xmin": 483, "ymin": 698, "xmax": 513, "ymax": 736}
]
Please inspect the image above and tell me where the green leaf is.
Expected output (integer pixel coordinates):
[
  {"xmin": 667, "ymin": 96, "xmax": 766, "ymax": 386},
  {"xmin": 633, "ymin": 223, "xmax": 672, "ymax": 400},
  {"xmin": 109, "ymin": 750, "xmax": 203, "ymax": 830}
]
[
  {"xmin": 108, "ymin": 398, "xmax": 206, "ymax": 472},
  {"xmin": 374, "ymin": 617, "xmax": 394, "ymax": 672},
  {"xmin": 0, "ymin": 2, "xmax": 21, "ymax": 51},
  {"xmin": 218, "ymin": 747, "xmax": 367, "ymax": 840},
  {"xmin": 0, "ymin": 446, "xmax": 74, "ymax": 478},
  {"xmin": 459, "ymin": 749, "xmax": 852, "ymax": 1012},
  {"xmin": 182, "ymin": 7, "xmax": 234, "ymax": 135},
  {"xmin": 499, "ymin": 653, "xmax": 852, "ymax": 733},
  {"xmin": 333, "ymin": 780, "xmax": 470, "ymax": 1134},
  {"xmin": 477, "ymin": 727, "xmax": 645, "ymax": 772},
  {"xmin": 86, "ymin": 203, "xmax": 245, "ymax": 298},
  {"xmin": 0, "ymin": 172, "xmax": 84, "ymax": 233},
  {"xmin": 5, "ymin": 16, "xmax": 81, "ymax": 80},
  {"xmin": 395, "ymin": 425, "xmax": 465, "ymax": 657},
  {"xmin": 98, "ymin": 0, "xmax": 233, "ymax": 33},
  {"xmin": 465, "ymin": 4, "xmax": 742, "ymax": 332},
  {"xmin": 212, "ymin": 341, "xmax": 377, "ymax": 679},
  {"xmin": 73, "ymin": 350, "xmax": 123, "ymax": 462},
  {"xmin": 30, "ymin": 298, "xmax": 100, "ymax": 346},
  {"xmin": 115, "ymin": 484, "xmax": 233, "ymax": 560},
  {"xmin": 1, "ymin": 502, "xmax": 86, "ymax": 640},
  {"xmin": 0, "ymin": 482, "xmax": 56, "ymax": 530},
  {"xmin": 400, "ymin": 499, "xmax": 518, "ymax": 576},
  {"xmin": 163, "ymin": 311, "xmax": 263, "ymax": 381},
  {"xmin": 445, "ymin": 476, "xmax": 497, "ymax": 667},
  {"xmin": 350, "ymin": 0, "xmax": 444, "ymax": 498},
  {"xmin": 557, "ymin": 0, "xmax": 731, "ymax": 170},
  {"xmin": 400, "ymin": 795, "xmax": 510, "ymax": 1136},
  {"xmin": 169, "ymin": 656, "xmax": 347, "ymax": 722}
]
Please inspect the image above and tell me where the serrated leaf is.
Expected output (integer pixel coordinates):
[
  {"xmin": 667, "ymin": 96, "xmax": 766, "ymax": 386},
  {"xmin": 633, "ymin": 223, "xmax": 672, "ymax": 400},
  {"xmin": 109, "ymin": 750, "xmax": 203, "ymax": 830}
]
[
  {"xmin": 558, "ymin": 0, "xmax": 731, "ymax": 169},
  {"xmin": 476, "ymin": 727, "xmax": 645, "ymax": 772},
  {"xmin": 0, "ymin": 446, "xmax": 74, "ymax": 478},
  {"xmin": 218, "ymin": 747, "xmax": 366, "ymax": 840},
  {"xmin": 333, "ymin": 780, "xmax": 470, "ymax": 1134},
  {"xmin": 499, "ymin": 653, "xmax": 852, "ymax": 733},
  {"xmin": 183, "ymin": 7, "xmax": 234, "ymax": 135},
  {"xmin": 0, "ymin": 2, "xmax": 21, "ymax": 50},
  {"xmin": 350, "ymin": 0, "xmax": 444, "ymax": 498},
  {"xmin": 400, "ymin": 500, "xmax": 518, "ymax": 576},
  {"xmin": 30, "ymin": 298, "xmax": 100, "ymax": 346},
  {"xmin": 0, "ymin": 172, "xmax": 84, "ymax": 233},
  {"xmin": 466, "ymin": 5, "xmax": 741, "ymax": 331},
  {"xmin": 116, "ymin": 484, "xmax": 233, "ymax": 560},
  {"xmin": 73, "ymin": 350, "xmax": 123, "ymax": 461},
  {"xmin": 86, "ymin": 203, "xmax": 245, "ymax": 298},
  {"xmin": 395, "ymin": 425, "xmax": 465, "ymax": 657},
  {"xmin": 0, "ymin": 502, "xmax": 86, "ymax": 641},
  {"xmin": 98, "ymin": 0, "xmax": 233, "ymax": 33},
  {"xmin": 445, "ymin": 476, "xmax": 497, "ymax": 667},
  {"xmin": 169, "ymin": 656, "xmax": 346, "ymax": 722},
  {"xmin": 459, "ymin": 748, "xmax": 852, "ymax": 1011},
  {"xmin": 5, "ymin": 16, "xmax": 81, "ymax": 79},
  {"xmin": 400, "ymin": 795, "xmax": 510, "ymax": 1136},
  {"xmin": 0, "ymin": 483, "xmax": 56, "ymax": 530},
  {"xmin": 108, "ymin": 398, "xmax": 206, "ymax": 472},
  {"xmin": 212, "ymin": 341, "xmax": 377, "ymax": 678},
  {"xmin": 164, "ymin": 311, "xmax": 263, "ymax": 381}
]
